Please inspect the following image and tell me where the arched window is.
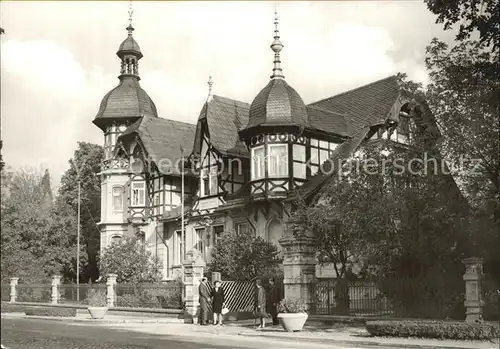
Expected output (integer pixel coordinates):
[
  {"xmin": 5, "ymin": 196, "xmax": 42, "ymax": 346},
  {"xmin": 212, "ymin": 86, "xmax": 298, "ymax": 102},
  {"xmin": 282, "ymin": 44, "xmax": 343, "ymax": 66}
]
[
  {"xmin": 110, "ymin": 235, "xmax": 122, "ymax": 244},
  {"xmin": 112, "ymin": 186, "xmax": 124, "ymax": 212}
]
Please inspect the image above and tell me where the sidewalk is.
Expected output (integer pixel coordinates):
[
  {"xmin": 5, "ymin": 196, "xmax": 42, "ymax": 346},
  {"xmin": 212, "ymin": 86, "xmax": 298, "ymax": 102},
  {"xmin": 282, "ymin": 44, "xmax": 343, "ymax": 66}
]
[
  {"xmin": 96, "ymin": 318, "xmax": 499, "ymax": 349},
  {"xmin": 2, "ymin": 312, "xmax": 498, "ymax": 349}
]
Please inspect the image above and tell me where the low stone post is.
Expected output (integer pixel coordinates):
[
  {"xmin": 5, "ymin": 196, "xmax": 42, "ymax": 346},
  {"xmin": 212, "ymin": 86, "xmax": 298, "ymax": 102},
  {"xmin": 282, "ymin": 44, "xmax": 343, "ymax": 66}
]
[
  {"xmin": 279, "ymin": 225, "xmax": 317, "ymax": 312},
  {"xmin": 463, "ymin": 257, "xmax": 484, "ymax": 322},
  {"xmin": 182, "ymin": 249, "xmax": 205, "ymax": 324},
  {"xmin": 9, "ymin": 277, "xmax": 19, "ymax": 303},
  {"xmin": 51, "ymin": 275, "xmax": 61, "ymax": 304},
  {"xmin": 106, "ymin": 274, "xmax": 117, "ymax": 308}
]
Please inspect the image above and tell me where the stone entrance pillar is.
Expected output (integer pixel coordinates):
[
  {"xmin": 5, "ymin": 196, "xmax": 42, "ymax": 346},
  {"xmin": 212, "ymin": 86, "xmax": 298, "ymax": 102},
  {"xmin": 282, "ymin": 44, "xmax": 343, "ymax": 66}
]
[
  {"xmin": 463, "ymin": 257, "xmax": 484, "ymax": 322},
  {"xmin": 183, "ymin": 249, "xmax": 205, "ymax": 324},
  {"xmin": 279, "ymin": 230, "xmax": 317, "ymax": 312}
]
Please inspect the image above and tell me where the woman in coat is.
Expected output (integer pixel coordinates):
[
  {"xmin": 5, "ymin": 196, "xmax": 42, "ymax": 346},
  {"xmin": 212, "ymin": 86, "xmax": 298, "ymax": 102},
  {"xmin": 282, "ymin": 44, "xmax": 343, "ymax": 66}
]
[
  {"xmin": 211, "ymin": 280, "xmax": 225, "ymax": 326},
  {"xmin": 254, "ymin": 279, "xmax": 267, "ymax": 329}
]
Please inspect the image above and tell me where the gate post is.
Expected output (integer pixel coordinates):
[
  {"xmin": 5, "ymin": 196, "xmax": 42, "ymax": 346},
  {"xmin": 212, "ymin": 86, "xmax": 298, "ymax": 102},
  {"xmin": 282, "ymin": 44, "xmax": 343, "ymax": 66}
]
[
  {"xmin": 106, "ymin": 274, "xmax": 117, "ymax": 308},
  {"xmin": 183, "ymin": 249, "xmax": 205, "ymax": 324},
  {"xmin": 9, "ymin": 277, "xmax": 19, "ymax": 303},
  {"xmin": 463, "ymin": 257, "xmax": 484, "ymax": 322},
  {"xmin": 279, "ymin": 225, "xmax": 317, "ymax": 313},
  {"xmin": 51, "ymin": 275, "xmax": 61, "ymax": 304}
]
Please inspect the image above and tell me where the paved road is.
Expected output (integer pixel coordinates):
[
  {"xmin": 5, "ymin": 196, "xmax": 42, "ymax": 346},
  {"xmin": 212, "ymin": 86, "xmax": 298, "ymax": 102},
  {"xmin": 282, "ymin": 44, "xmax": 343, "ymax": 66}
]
[
  {"xmin": 0, "ymin": 318, "xmax": 264, "ymax": 349},
  {"xmin": 1, "ymin": 317, "xmax": 406, "ymax": 349}
]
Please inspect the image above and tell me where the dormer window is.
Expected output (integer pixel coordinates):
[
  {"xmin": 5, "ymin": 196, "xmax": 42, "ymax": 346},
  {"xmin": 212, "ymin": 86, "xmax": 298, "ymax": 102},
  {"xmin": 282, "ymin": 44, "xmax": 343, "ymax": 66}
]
[
  {"xmin": 200, "ymin": 166, "xmax": 218, "ymax": 197},
  {"xmin": 131, "ymin": 181, "xmax": 145, "ymax": 206}
]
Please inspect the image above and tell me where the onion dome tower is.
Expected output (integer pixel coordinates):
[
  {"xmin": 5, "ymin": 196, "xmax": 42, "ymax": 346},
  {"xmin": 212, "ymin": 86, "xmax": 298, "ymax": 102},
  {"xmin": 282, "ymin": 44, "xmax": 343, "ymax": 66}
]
[
  {"xmin": 93, "ymin": 3, "xmax": 158, "ymax": 160},
  {"xmin": 239, "ymin": 11, "xmax": 310, "ymax": 197}
]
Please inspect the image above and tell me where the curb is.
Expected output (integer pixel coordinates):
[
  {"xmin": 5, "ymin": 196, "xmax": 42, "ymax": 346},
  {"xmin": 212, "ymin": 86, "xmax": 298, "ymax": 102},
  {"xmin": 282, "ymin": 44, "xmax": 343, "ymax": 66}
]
[
  {"xmin": 235, "ymin": 332, "xmax": 496, "ymax": 349},
  {"xmin": 1, "ymin": 313, "xmax": 183, "ymax": 324}
]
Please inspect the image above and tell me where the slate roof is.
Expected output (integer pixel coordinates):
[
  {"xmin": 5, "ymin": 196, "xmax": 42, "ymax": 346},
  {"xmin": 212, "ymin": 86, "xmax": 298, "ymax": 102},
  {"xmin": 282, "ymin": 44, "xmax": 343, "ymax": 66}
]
[
  {"xmin": 93, "ymin": 76, "xmax": 158, "ymax": 130},
  {"xmin": 308, "ymin": 75, "xmax": 401, "ymax": 132},
  {"xmin": 117, "ymin": 26, "xmax": 143, "ymax": 59},
  {"xmin": 119, "ymin": 116, "xmax": 196, "ymax": 174},
  {"xmin": 306, "ymin": 106, "xmax": 350, "ymax": 137},
  {"xmin": 196, "ymin": 95, "xmax": 250, "ymax": 157},
  {"xmin": 244, "ymin": 78, "xmax": 309, "ymax": 130}
]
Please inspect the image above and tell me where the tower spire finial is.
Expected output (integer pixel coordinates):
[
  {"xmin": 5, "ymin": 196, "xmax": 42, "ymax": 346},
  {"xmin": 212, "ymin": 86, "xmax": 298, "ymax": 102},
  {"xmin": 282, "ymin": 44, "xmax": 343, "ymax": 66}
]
[
  {"xmin": 127, "ymin": 0, "xmax": 134, "ymax": 35},
  {"xmin": 207, "ymin": 75, "xmax": 214, "ymax": 102},
  {"xmin": 270, "ymin": 8, "xmax": 284, "ymax": 79}
]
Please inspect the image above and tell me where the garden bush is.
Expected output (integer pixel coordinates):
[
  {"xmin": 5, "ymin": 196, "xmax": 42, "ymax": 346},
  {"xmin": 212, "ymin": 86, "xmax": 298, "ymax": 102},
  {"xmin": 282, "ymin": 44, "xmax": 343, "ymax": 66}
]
[
  {"xmin": 366, "ymin": 320, "xmax": 500, "ymax": 340},
  {"xmin": 1, "ymin": 303, "xmax": 29, "ymax": 314},
  {"xmin": 24, "ymin": 306, "xmax": 76, "ymax": 317}
]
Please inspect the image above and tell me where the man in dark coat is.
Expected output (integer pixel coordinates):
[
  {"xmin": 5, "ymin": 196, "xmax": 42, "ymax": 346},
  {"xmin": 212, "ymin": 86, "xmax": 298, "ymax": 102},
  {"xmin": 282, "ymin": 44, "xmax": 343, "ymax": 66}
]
[
  {"xmin": 198, "ymin": 277, "xmax": 210, "ymax": 325},
  {"xmin": 267, "ymin": 278, "xmax": 280, "ymax": 325},
  {"xmin": 254, "ymin": 279, "xmax": 267, "ymax": 329}
]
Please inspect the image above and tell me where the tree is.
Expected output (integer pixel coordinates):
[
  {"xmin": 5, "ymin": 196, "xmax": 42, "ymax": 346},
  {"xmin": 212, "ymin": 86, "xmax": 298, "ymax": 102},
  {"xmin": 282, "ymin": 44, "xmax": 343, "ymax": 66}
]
[
  {"xmin": 1, "ymin": 168, "xmax": 77, "ymax": 283},
  {"xmin": 58, "ymin": 142, "xmax": 104, "ymax": 282},
  {"xmin": 208, "ymin": 231, "xmax": 283, "ymax": 281},
  {"xmin": 293, "ymin": 140, "xmax": 471, "ymax": 318},
  {"xmin": 425, "ymin": 0, "xmax": 500, "ymax": 53},
  {"xmin": 425, "ymin": 39, "xmax": 499, "ymax": 221},
  {"xmin": 99, "ymin": 236, "xmax": 161, "ymax": 284}
]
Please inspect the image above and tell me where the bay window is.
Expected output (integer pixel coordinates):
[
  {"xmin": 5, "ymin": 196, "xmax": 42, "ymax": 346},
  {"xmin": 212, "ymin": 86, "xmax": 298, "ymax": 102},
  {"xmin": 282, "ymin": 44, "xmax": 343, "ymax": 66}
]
[
  {"xmin": 292, "ymin": 144, "xmax": 306, "ymax": 179},
  {"xmin": 268, "ymin": 144, "xmax": 288, "ymax": 177},
  {"xmin": 131, "ymin": 181, "xmax": 145, "ymax": 206},
  {"xmin": 251, "ymin": 146, "xmax": 265, "ymax": 180},
  {"xmin": 112, "ymin": 186, "xmax": 124, "ymax": 212}
]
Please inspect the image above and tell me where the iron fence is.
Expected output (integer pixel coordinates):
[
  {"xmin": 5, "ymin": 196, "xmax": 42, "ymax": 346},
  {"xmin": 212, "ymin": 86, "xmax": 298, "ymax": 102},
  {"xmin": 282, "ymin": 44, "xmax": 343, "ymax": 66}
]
[
  {"xmin": 59, "ymin": 284, "xmax": 107, "ymax": 304},
  {"xmin": 115, "ymin": 282, "xmax": 183, "ymax": 309},
  {"xmin": 16, "ymin": 284, "xmax": 52, "ymax": 303},
  {"xmin": 1, "ymin": 284, "xmax": 10, "ymax": 301},
  {"xmin": 313, "ymin": 279, "xmax": 393, "ymax": 317},
  {"xmin": 312, "ymin": 278, "xmax": 463, "ymax": 319}
]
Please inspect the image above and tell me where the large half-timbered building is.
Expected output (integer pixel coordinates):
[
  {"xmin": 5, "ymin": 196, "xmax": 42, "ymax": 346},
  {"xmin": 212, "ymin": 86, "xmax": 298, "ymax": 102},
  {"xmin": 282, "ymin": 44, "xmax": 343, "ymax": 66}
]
[{"xmin": 94, "ymin": 14, "xmax": 429, "ymax": 280}]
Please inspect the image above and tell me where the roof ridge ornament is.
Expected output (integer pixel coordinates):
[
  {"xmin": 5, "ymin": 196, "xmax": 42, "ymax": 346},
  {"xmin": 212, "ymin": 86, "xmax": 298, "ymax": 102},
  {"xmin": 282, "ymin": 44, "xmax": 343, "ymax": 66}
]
[
  {"xmin": 127, "ymin": 0, "xmax": 134, "ymax": 35},
  {"xmin": 270, "ymin": 9, "xmax": 284, "ymax": 80},
  {"xmin": 207, "ymin": 75, "xmax": 214, "ymax": 102}
]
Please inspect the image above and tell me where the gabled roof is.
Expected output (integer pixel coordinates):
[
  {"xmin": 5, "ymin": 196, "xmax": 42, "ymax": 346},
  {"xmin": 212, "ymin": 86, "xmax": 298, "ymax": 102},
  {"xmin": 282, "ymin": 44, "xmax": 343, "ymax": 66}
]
[
  {"xmin": 196, "ymin": 95, "xmax": 250, "ymax": 157},
  {"xmin": 308, "ymin": 75, "xmax": 401, "ymax": 132},
  {"xmin": 119, "ymin": 116, "xmax": 196, "ymax": 173}
]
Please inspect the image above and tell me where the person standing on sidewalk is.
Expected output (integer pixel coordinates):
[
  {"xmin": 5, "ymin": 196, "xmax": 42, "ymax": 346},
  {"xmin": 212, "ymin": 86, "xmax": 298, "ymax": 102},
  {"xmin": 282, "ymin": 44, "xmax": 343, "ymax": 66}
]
[
  {"xmin": 266, "ymin": 278, "xmax": 280, "ymax": 325},
  {"xmin": 198, "ymin": 277, "xmax": 210, "ymax": 325},
  {"xmin": 211, "ymin": 280, "xmax": 225, "ymax": 326},
  {"xmin": 254, "ymin": 279, "xmax": 267, "ymax": 329}
]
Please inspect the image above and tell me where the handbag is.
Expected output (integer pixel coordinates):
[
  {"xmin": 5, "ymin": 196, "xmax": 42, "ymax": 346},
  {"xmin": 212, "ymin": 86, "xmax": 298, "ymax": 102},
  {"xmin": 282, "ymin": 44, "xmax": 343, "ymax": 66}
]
[{"xmin": 221, "ymin": 306, "xmax": 229, "ymax": 315}]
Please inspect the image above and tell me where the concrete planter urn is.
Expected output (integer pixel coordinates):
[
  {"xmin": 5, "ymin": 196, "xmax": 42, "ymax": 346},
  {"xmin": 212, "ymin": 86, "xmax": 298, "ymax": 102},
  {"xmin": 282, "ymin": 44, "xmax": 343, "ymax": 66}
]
[
  {"xmin": 277, "ymin": 298, "xmax": 309, "ymax": 332},
  {"xmin": 86, "ymin": 288, "xmax": 108, "ymax": 319},
  {"xmin": 87, "ymin": 306, "xmax": 108, "ymax": 319},
  {"xmin": 277, "ymin": 312, "xmax": 308, "ymax": 332}
]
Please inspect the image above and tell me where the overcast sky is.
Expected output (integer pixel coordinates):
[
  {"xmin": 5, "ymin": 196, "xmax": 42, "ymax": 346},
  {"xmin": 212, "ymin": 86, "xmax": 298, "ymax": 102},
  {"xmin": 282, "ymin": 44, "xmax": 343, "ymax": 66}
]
[{"xmin": 0, "ymin": 1, "xmax": 456, "ymax": 191}]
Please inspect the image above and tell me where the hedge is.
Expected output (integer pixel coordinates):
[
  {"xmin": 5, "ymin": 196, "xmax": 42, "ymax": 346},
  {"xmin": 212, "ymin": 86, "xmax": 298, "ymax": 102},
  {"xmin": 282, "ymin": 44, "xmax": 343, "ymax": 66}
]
[
  {"xmin": 1, "ymin": 303, "xmax": 30, "ymax": 314},
  {"xmin": 25, "ymin": 307, "xmax": 76, "ymax": 317},
  {"xmin": 366, "ymin": 320, "xmax": 500, "ymax": 341}
]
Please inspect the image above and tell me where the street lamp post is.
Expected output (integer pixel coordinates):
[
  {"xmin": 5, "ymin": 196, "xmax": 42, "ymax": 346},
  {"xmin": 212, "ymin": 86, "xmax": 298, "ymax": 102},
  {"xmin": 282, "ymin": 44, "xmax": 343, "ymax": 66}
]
[{"xmin": 76, "ymin": 180, "xmax": 81, "ymax": 301}]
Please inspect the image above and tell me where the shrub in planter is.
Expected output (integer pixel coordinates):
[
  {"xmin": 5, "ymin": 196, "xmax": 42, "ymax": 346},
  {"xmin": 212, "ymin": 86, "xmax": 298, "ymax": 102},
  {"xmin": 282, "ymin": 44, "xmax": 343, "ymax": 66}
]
[
  {"xmin": 85, "ymin": 288, "xmax": 108, "ymax": 319},
  {"xmin": 25, "ymin": 307, "xmax": 76, "ymax": 317},
  {"xmin": 366, "ymin": 320, "xmax": 500, "ymax": 341},
  {"xmin": 277, "ymin": 298, "xmax": 309, "ymax": 332}
]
